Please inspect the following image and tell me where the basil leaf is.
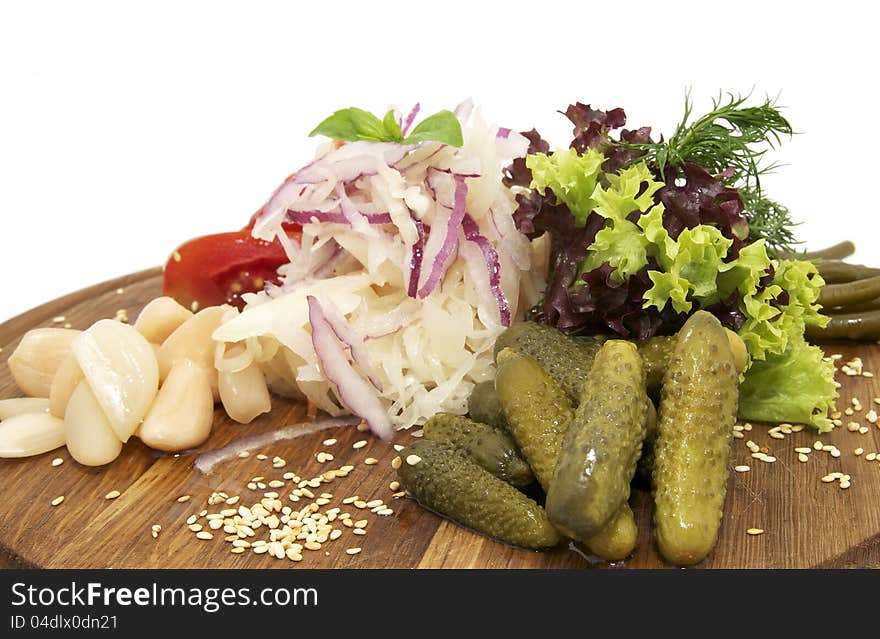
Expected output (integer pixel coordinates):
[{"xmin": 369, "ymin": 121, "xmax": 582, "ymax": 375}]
[
  {"xmin": 309, "ymin": 107, "xmax": 388, "ymax": 142},
  {"xmin": 403, "ymin": 110, "xmax": 463, "ymax": 147},
  {"xmin": 382, "ymin": 109, "xmax": 404, "ymax": 142}
]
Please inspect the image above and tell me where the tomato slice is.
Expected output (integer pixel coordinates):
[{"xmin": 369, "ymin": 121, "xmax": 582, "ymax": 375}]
[{"xmin": 163, "ymin": 218, "xmax": 301, "ymax": 311}]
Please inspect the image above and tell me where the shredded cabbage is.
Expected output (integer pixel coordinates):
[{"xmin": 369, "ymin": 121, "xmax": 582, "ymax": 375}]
[{"xmin": 213, "ymin": 104, "xmax": 540, "ymax": 430}]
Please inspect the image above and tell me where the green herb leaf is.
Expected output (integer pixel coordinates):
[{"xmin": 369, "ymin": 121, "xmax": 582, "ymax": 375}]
[
  {"xmin": 382, "ymin": 109, "xmax": 404, "ymax": 142},
  {"xmin": 309, "ymin": 107, "xmax": 389, "ymax": 142},
  {"xmin": 403, "ymin": 110, "xmax": 463, "ymax": 147}
]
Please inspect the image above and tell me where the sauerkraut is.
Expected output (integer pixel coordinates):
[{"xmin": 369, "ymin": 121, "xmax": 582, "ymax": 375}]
[{"xmin": 213, "ymin": 102, "xmax": 546, "ymax": 433}]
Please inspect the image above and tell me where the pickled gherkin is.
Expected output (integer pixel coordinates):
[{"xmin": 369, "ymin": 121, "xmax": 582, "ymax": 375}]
[
  {"xmin": 422, "ymin": 413, "xmax": 534, "ymax": 487},
  {"xmin": 494, "ymin": 348, "xmax": 573, "ymax": 491},
  {"xmin": 545, "ymin": 341, "xmax": 648, "ymax": 540},
  {"xmin": 582, "ymin": 505, "xmax": 638, "ymax": 561},
  {"xmin": 652, "ymin": 311, "xmax": 739, "ymax": 566},
  {"xmin": 634, "ymin": 399, "xmax": 658, "ymax": 489},
  {"xmin": 493, "ymin": 322, "xmax": 592, "ymax": 404},
  {"xmin": 467, "ymin": 381, "xmax": 507, "ymax": 431},
  {"xmin": 396, "ymin": 440, "xmax": 561, "ymax": 549}
]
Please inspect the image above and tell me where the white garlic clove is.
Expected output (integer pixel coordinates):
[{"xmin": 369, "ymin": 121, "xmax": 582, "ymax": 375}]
[
  {"xmin": 48, "ymin": 352, "xmax": 84, "ymax": 418},
  {"xmin": 139, "ymin": 358, "xmax": 214, "ymax": 452},
  {"xmin": 133, "ymin": 297, "xmax": 193, "ymax": 345},
  {"xmin": 63, "ymin": 381, "xmax": 123, "ymax": 466},
  {"xmin": 157, "ymin": 305, "xmax": 228, "ymax": 401},
  {"xmin": 71, "ymin": 319, "xmax": 159, "ymax": 442},
  {"xmin": 219, "ymin": 362, "xmax": 272, "ymax": 424},
  {"xmin": 0, "ymin": 411, "xmax": 65, "ymax": 458},
  {"xmin": 0, "ymin": 397, "xmax": 49, "ymax": 421},
  {"xmin": 7, "ymin": 328, "xmax": 80, "ymax": 398}
]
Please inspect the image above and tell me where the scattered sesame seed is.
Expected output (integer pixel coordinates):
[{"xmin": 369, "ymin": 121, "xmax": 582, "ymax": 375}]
[
  {"xmin": 195, "ymin": 531, "xmax": 214, "ymax": 540},
  {"xmin": 376, "ymin": 508, "xmax": 394, "ymax": 516},
  {"xmin": 406, "ymin": 454, "xmax": 422, "ymax": 466},
  {"xmin": 734, "ymin": 465, "xmax": 750, "ymax": 473},
  {"xmin": 186, "ymin": 515, "xmax": 197, "ymax": 525},
  {"xmin": 391, "ymin": 455, "xmax": 402, "ymax": 469},
  {"xmin": 189, "ymin": 524, "xmax": 203, "ymax": 532},
  {"xmin": 855, "ymin": 448, "xmax": 864, "ymax": 456},
  {"xmin": 346, "ymin": 547, "xmax": 362, "ymax": 555},
  {"xmin": 733, "ymin": 424, "xmax": 744, "ymax": 432},
  {"xmin": 256, "ymin": 454, "xmax": 268, "ymax": 460},
  {"xmin": 866, "ymin": 453, "xmax": 877, "ymax": 461},
  {"xmin": 859, "ymin": 426, "xmax": 870, "ymax": 434},
  {"xmin": 813, "ymin": 441, "xmax": 824, "ymax": 451},
  {"xmin": 51, "ymin": 457, "xmax": 64, "ymax": 467},
  {"xmin": 322, "ymin": 438, "xmax": 337, "ymax": 446},
  {"xmin": 105, "ymin": 490, "xmax": 121, "ymax": 500},
  {"xmin": 864, "ymin": 372, "xmax": 874, "ymax": 378},
  {"xmin": 866, "ymin": 410, "xmax": 878, "ymax": 424},
  {"xmin": 794, "ymin": 447, "xmax": 812, "ymax": 454},
  {"xmin": 389, "ymin": 481, "xmax": 400, "ymax": 491},
  {"xmin": 746, "ymin": 528, "xmax": 765, "ymax": 536},
  {"xmin": 176, "ymin": 494, "xmax": 191, "ymax": 503},
  {"xmin": 743, "ymin": 423, "xmax": 752, "ymax": 431},
  {"xmin": 798, "ymin": 453, "xmax": 809, "ymax": 463},
  {"xmin": 52, "ymin": 315, "xmax": 66, "ymax": 323},
  {"xmin": 746, "ymin": 440, "xmax": 760, "ymax": 452},
  {"xmin": 353, "ymin": 440, "xmax": 368, "ymax": 450},
  {"xmin": 847, "ymin": 422, "xmax": 861, "ymax": 432},
  {"xmin": 51, "ymin": 496, "xmax": 64, "ymax": 506},
  {"xmin": 839, "ymin": 480, "xmax": 851, "ymax": 489},
  {"xmin": 830, "ymin": 448, "xmax": 841, "ymax": 458},
  {"xmin": 364, "ymin": 458, "xmax": 378, "ymax": 465},
  {"xmin": 769, "ymin": 431, "xmax": 785, "ymax": 440},
  {"xmin": 732, "ymin": 431, "xmax": 744, "ymax": 439},
  {"xmin": 237, "ymin": 451, "xmax": 250, "ymax": 458}
]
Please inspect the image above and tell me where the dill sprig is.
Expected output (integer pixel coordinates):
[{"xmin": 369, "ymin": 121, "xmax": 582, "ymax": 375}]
[{"xmin": 623, "ymin": 91, "xmax": 800, "ymax": 252}]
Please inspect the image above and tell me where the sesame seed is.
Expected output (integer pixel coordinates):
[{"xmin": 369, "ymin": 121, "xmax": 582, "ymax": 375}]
[
  {"xmin": 733, "ymin": 431, "xmax": 744, "ymax": 439},
  {"xmin": 151, "ymin": 524, "xmax": 162, "ymax": 532},
  {"xmin": 346, "ymin": 547, "xmax": 362, "ymax": 555},
  {"xmin": 406, "ymin": 454, "xmax": 422, "ymax": 466},
  {"xmin": 391, "ymin": 456, "xmax": 402, "ymax": 469},
  {"xmin": 188, "ymin": 524, "xmax": 203, "ymax": 532},
  {"xmin": 353, "ymin": 528, "xmax": 366, "ymax": 536},
  {"xmin": 769, "ymin": 431, "xmax": 785, "ymax": 440},
  {"xmin": 230, "ymin": 547, "xmax": 246, "ymax": 554},
  {"xmin": 256, "ymin": 454, "xmax": 268, "ymax": 460},
  {"xmin": 798, "ymin": 453, "xmax": 809, "ymax": 463},
  {"xmin": 51, "ymin": 457, "xmax": 64, "ymax": 467},
  {"xmin": 859, "ymin": 426, "xmax": 870, "ymax": 434},
  {"xmin": 813, "ymin": 441, "xmax": 824, "ymax": 451},
  {"xmin": 354, "ymin": 519, "xmax": 368, "ymax": 529},
  {"xmin": 746, "ymin": 440, "xmax": 760, "ymax": 452},
  {"xmin": 52, "ymin": 315, "xmax": 66, "ymax": 323},
  {"xmin": 733, "ymin": 424, "xmax": 744, "ymax": 432},
  {"xmin": 364, "ymin": 458, "xmax": 378, "ymax": 465},
  {"xmin": 855, "ymin": 448, "xmax": 864, "ymax": 456},
  {"xmin": 847, "ymin": 422, "xmax": 861, "ymax": 432},
  {"xmin": 743, "ymin": 423, "xmax": 752, "ymax": 431},
  {"xmin": 237, "ymin": 451, "xmax": 250, "ymax": 458},
  {"xmin": 330, "ymin": 529, "xmax": 343, "ymax": 541},
  {"xmin": 866, "ymin": 410, "xmax": 878, "ymax": 424},
  {"xmin": 762, "ymin": 456, "xmax": 777, "ymax": 463},
  {"xmin": 195, "ymin": 531, "xmax": 214, "ymax": 540},
  {"xmin": 186, "ymin": 515, "xmax": 197, "ymax": 525},
  {"xmin": 176, "ymin": 495, "xmax": 191, "ymax": 503},
  {"xmin": 354, "ymin": 501, "xmax": 367, "ymax": 509},
  {"xmin": 794, "ymin": 447, "xmax": 811, "ymax": 454},
  {"xmin": 304, "ymin": 541, "xmax": 322, "ymax": 551},
  {"xmin": 105, "ymin": 490, "xmax": 121, "ymax": 500},
  {"xmin": 322, "ymin": 438, "xmax": 337, "ymax": 446},
  {"xmin": 50, "ymin": 496, "xmax": 64, "ymax": 506},
  {"xmin": 376, "ymin": 508, "xmax": 394, "ymax": 516},
  {"xmin": 840, "ymin": 480, "xmax": 852, "ymax": 489},
  {"xmin": 746, "ymin": 528, "xmax": 765, "ymax": 536},
  {"xmin": 866, "ymin": 453, "xmax": 877, "ymax": 461},
  {"xmin": 830, "ymin": 448, "xmax": 841, "ymax": 458},
  {"xmin": 389, "ymin": 481, "xmax": 400, "ymax": 491},
  {"xmin": 734, "ymin": 465, "xmax": 750, "ymax": 473},
  {"xmin": 863, "ymin": 372, "xmax": 874, "ymax": 378},
  {"xmin": 342, "ymin": 496, "xmax": 358, "ymax": 504},
  {"xmin": 366, "ymin": 499, "xmax": 383, "ymax": 508}
]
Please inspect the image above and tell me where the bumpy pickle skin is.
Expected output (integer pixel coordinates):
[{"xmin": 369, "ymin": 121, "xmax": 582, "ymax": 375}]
[
  {"xmin": 494, "ymin": 348, "xmax": 574, "ymax": 492},
  {"xmin": 422, "ymin": 413, "xmax": 534, "ymax": 487},
  {"xmin": 652, "ymin": 311, "xmax": 739, "ymax": 566},
  {"xmin": 467, "ymin": 381, "xmax": 508, "ymax": 431},
  {"xmin": 583, "ymin": 505, "xmax": 639, "ymax": 561},
  {"xmin": 545, "ymin": 340, "xmax": 648, "ymax": 539},
  {"xmin": 396, "ymin": 440, "xmax": 561, "ymax": 549},
  {"xmin": 493, "ymin": 322, "xmax": 593, "ymax": 404},
  {"xmin": 634, "ymin": 398, "xmax": 658, "ymax": 489}
]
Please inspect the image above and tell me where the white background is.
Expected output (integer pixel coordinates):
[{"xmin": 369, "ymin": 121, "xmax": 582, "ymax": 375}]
[{"xmin": 1, "ymin": 0, "xmax": 878, "ymax": 322}]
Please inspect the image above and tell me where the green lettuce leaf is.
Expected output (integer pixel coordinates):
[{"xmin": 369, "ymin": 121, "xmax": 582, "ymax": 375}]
[
  {"xmin": 738, "ymin": 334, "xmax": 838, "ymax": 433},
  {"xmin": 526, "ymin": 148, "xmax": 604, "ymax": 226}
]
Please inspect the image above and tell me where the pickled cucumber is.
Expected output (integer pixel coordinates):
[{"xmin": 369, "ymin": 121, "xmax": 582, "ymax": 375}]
[
  {"xmin": 652, "ymin": 311, "xmax": 739, "ymax": 566},
  {"xmin": 634, "ymin": 399, "xmax": 658, "ymax": 489},
  {"xmin": 422, "ymin": 413, "xmax": 534, "ymax": 487},
  {"xmin": 545, "ymin": 340, "xmax": 648, "ymax": 539},
  {"xmin": 582, "ymin": 505, "xmax": 638, "ymax": 561},
  {"xmin": 493, "ymin": 322, "xmax": 592, "ymax": 403},
  {"xmin": 635, "ymin": 336, "xmax": 675, "ymax": 390},
  {"xmin": 494, "ymin": 347, "xmax": 574, "ymax": 492},
  {"xmin": 467, "ymin": 381, "xmax": 507, "ymax": 431},
  {"xmin": 396, "ymin": 440, "xmax": 561, "ymax": 549}
]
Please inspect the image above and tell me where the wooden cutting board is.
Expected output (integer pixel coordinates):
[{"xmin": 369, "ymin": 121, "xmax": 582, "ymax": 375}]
[{"xmin": 1, "ymin": 268, "xmax": 879, "ymax": 569}]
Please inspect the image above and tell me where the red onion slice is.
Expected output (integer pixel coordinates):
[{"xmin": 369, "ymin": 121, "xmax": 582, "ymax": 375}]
[
  {"xmin": 308, "ymin": 296, "xmax": 393, "ymax": 440},
  {"xmin": 401, "ymin": 103, "xmax": 420, "ymax": 137},
  {"xmin": 285, "ymin": 210, "xmax": 393, "ymax": 225},
  {"xmin": 417, "ymin": 174, "xmax": 468, "ymax": 298},
  {"xmin": 407, "ymin": 211, "xmax": 427, "ymax": 298},
  {"xmin": 194, "ymin": 416, "xmax": 360, "ymax": 474},
  {"xmin": 318, "ymin": 296, "xmax": 382, "ymax": 391},
  {"xmin": 461, "ymin": 213, "xmax": 511, "ymax": 327}
]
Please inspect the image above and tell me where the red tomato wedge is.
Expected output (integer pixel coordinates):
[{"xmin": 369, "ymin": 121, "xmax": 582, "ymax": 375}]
[{"xmin": 163, "ymin": 213, "xmax": 301, "ymax": 311}]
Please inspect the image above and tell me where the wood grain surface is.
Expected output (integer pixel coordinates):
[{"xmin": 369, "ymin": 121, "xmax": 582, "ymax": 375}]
[{"xmin": 1, "ymin": 269, "xmax": 879, "ymax": 569}]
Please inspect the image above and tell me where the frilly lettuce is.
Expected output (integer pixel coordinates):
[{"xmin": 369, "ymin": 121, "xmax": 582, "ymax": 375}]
[
  {"xmin": 738, "ymin": 335, "xmax": 838, "ymax": 433},
  {"xmin": 527, "ymin": 148, "xmax": 604, "ymax": 226}
]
